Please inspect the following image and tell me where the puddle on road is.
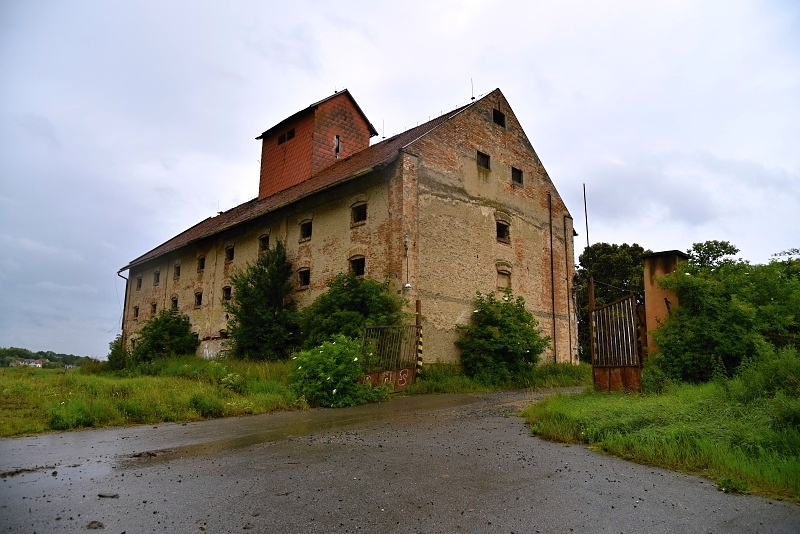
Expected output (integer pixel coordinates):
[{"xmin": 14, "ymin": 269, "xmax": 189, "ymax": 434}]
[{"xmin": 119, "ymin": 394, "xmax": 476, "ymax": 467}]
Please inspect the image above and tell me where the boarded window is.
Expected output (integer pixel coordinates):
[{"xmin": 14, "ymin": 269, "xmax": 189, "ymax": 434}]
[{"xmin": 497, "ymin": 270, "xmax": 511, "ymax": 291}]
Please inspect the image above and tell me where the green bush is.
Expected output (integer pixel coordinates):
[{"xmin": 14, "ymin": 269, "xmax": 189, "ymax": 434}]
[
  {"xmin": 189, "ymin": 393, "xmax": 225, "ymax": 418},
  {"xmin": 456, "ymin": 290, "xmax": 550, "ymax": 385},
  {"xmin": 131, "ymin": 309, "xmax": 199, "ymax": 363},
  {"xmin": 224, "ymin": 241, "xmax": 300, "ymax": 360},
  {"xmin": 289, "ymin": 335, "xmax": 388, "ymax": 408},
  {"xmin": 107, "ymin": 333, "xmax": 129, "ymax": 370},
  {"xmin": 300, "ymin": 273, "xmax": 406, "ymax": 349}
]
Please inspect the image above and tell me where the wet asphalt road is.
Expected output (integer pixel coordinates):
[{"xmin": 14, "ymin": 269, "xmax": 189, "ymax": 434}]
[{"xmin": 1, "ymin": 389, "xmax": 798, "ymax": 533}]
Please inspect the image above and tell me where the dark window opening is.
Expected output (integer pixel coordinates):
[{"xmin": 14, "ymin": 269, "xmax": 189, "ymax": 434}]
[
  {"xmin": 278, "ymin": 133, "xmax": 286, "ymax": 145},
  {"xmin": 298, "ymin": 268, "xmax": 310, "ymax": 288},
  {"xmin": 300, "ymin": 220, "xmax": 312, "ymax": 240},
  {"xmin": 195, "ymin": 292, "xmax": 203, "ymax": 307},
  {"xmin": 351, "ymin": 203, "xmax": 367, "ymax": 225},
  {"xmin": 333, "ymin": 134, "xmax": 341, "ymax": 159},
  {"xmin": 222, "ymin": 286, "xmax": 232, "ymax": 300},
  {"xmin": 349, "ymin": 256, "xmax": 365, "ymax": 277},
  {"xmin": 225, "ymin": 246, "xmax": 234, "ymax": 262},
  {"xmin": 131, "ymin": 339, "xmax": 136, "ymax": 350},
  {"xmin": 512, "ymin": 167, "xmax": 523, "ymax": 185},
  {"xmin": 286, "ymin": 128, "xmax": 295, "ymax": 141},
  {"xmin": 258, "ymin": 234, "xmax": 270, "ymax": 252},
  {"xmin": 173, "ymin": 264, "xmax": 181, "ymax": 279},
  {"xmin": 136, "ymin": 277, "xmax": 142, "ymax": 291},
  {"xmin": 477, "ymin": 151, "xmax": 490, "ymax": 170},
  {"xmin": 171, "ymin": 296, "xmax": 178, "ymax": 310},
  {"xmin": 133, "ymin": 306, "xmax": 139, "ymax": 319},
  {"xmin": 150, "ymin": 302, "xmax": 157, "ymax": 315},
  {"xmin": 197, "ymin": 256, "xmax": 206, "ymax": 271},
  {"xmin": 492, "ymin": 109, "xmax": 506, "ymax": 127},
  {"xmin": 153, "ymin": 271, "xmax": 160, "ymax": 286},
  {"xmin": 496, "ymin": 221, "xmax": 511, "ymax": 243}
]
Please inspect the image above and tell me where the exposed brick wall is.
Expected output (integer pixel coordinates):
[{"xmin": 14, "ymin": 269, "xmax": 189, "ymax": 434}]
[{"xmin": 311, "ymin": 96, "xmax": 372, "ymax": 176}]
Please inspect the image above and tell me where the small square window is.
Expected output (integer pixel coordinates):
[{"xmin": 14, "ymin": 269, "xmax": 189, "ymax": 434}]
[
  {"xmin": 477, "ymin": 151, "xmax": 490, "ymax": 170},
  {"xmin": 225, "ymin": 246, "xmax": 234, "ymax": 262},
  {"xmin": 136, "ymin": 276, "xmax": 142, "ymax": 291},
  {"xmin": 197, "ymin": 256, "xmax": 205, "ymax": 271},
  {"xmin": 349, "ymin": 256, "xmax": 365, "ymax": 277},
  {"xmin": 258, "ymin": 234, "xmax": 270, "ymax": 252},
  {"xmin": 496, "ymin": 221, "xmax": 511, "ymax": 243},
  {"xmin": 133, "ymin": 305, "xmax": 139, "ymax": 319},
  {"xmin": 150, "ymin": 302, "xmax": 157, "ymax": 315},
  {"xmin": 300, "ymin": 220, "xmax": 312, "ymax": 240},
  {"xmin": 173, "ymin": 264, "xmax": 181, "ymax": 279},
  {"xmin": 492, "ymin": 109, "xmax": 506, "ymax": 127},
  {"xmin": 222, "ymin": 286, "xmax": 232, "ymax": 300},
  {"xmin": 171, "ymin": 296, "xmax": 178, "ymax": 310},
  {"xmin": 351, "ymin": 203, "xmax": 367, "ymax": 225},
  {"xmin": 153, "ymin": 271, "xmax": 160, "ymax": 286},
  {"xmin": 512, "ymin": 167, "xmax": 523, "ymax": 185},
  {"xmin": 298, "ymin": 268, "xmax": 310, "ymax": 288},
  {"xmin": 195, "ymin": 292, "xmax": 203, "ymax": 307},
  {"xmin": 278, "ymin": 133, "xmax": 286, "ymax": 145},
  {"xmin": 286, "ymin": 128, "xmax": 295, "ymax": 141}
]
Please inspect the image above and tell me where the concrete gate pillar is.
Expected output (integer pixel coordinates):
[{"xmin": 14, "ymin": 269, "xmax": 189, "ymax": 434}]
[{"xmin": 642, "ymin": 250, "xmax": 689, "ymax": 356}]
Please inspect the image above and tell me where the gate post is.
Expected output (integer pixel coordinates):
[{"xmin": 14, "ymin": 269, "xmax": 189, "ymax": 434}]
[{"xmin": 415, "ymin": 299, "xmax": 423, "ymax": 371}]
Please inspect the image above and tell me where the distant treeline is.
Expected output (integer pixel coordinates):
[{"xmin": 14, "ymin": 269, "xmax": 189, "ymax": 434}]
[{"xmin": 0, "ymin": 347, "xmax": 98, "ymax": 368}]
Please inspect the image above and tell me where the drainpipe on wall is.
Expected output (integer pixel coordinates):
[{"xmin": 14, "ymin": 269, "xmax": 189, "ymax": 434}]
[{"xmin": 548, "ymin": 193, "xmax": 557, "ymax": 363}]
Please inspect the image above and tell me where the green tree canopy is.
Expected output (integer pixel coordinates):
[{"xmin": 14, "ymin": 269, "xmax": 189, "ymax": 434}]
[
  {"xmin": 300, "ymin": 273, "xmax": 406, "ymax": 348},
  {"xmin": 686, "ymin": 240, "xmax": 739, "ymax": 268},
  {"xmin": 573, "ymin": 242, "xmax": 651, "ymax": 361},
  {"xmin": 131, "ymin": 309, "xmax": 199, "ymax": 363},
  {"xmin": 224, "ymin": 241, "xmax": 299, "ymax": 360}
]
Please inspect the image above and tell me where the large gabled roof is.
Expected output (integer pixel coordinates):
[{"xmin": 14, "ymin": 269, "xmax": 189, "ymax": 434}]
[
  {"xmin": 120, "ymin": 99, "xmax": 476, "ymax": 272},
  {"xmin": 255, "ymin": 89, "xmax": 379, "ymax": 140}
]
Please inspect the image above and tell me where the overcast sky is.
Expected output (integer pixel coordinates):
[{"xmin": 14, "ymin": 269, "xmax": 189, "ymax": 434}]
[{"xmin": 1, "ymin": 0, "xmax": 798, "ymax": 357}]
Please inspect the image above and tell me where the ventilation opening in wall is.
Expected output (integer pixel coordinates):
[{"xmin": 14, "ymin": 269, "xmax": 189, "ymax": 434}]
[
  {"xmin": 173, "ymin": 264, "xmax": 181, "ymax": 279},
  {"xmin": 259, "ymin": 234, "xmax": 270, "ymax": 252},
  {"xmin": 225, "ymin": 246, "xmax": 234, "ymax": 262},
  {"xmin": 298, "ymin": 268, "xmax": 310, "ymax": 288},
  {"xmin": 492, "ymin": 109, "xmax": 506, "ymax": 127},
  {"xmin": 512, "ymin": 167, "xmax": 523, "ymax": 185},
  {"xmin": 300, "ymin": 220, "xmax": 313, "ymax": 240},
  {"xmin": 351, "ymin": 203, "xmax": 367, "ymax": 225},
  {"xmin": 349, "ymin": 256, "xmax": 366, "ymax": 277},
  {"xmin": 477, "ymin": 151, "xmax": 490, "ymax": 170},
  {"xmin": 197, "ymin": 256, "xmax": 206, "ymax": 271},
  {"xmin": 222, "ymin": 286, "xmax": 232, "ymax": 300},
  {"xmin": 496, "ymin": 221, "xmax": 511, "ymax": 243},
  {"xmin": 195, "ymin": 292, "xmax": 203, "ymax": 307}
]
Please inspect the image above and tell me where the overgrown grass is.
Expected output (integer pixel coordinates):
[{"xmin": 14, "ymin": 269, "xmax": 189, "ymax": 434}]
[
  {"xmin": 0, "ymin": 358, "xmax": 296, "ymax": 437},
  {"xmin": 522, "ymin": 380, "xmax": 800, "ymax": 502}
]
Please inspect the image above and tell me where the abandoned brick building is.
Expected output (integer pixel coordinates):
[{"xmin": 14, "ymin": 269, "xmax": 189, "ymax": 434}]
[{"xmin": 118, "ymin": 88, "xmax": 578, "ymax": 363}]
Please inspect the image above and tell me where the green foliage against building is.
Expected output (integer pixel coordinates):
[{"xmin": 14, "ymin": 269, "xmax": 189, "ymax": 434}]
[
  {"xmin": 131, "ymin": 309, "xmax": 199, "ymax": 363},
  {"xmin": 573, "ymin": 242, "xmax": 650, "ymax": 361},
  {"xmin": 456, "ymin": 290, "xmax": 550, "ymax": 385},
  {"xmin": 223, "ymin": 241, "xmax": 300, "ymax": 360},
  {"xmin": 300, "ymin": 273, "xmax": 406, "ymax": 349},
  {"xmin": 653, "ymin": 242, "xmax": 800, "ymax": 382}
]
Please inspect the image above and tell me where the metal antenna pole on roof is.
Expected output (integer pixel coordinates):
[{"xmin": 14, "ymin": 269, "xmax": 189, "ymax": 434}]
[
  {"xmin": 583, "ymin": 183, "xmax": 590, "ymax": 249},
  {"xmin": 471, "ymin": 78, "xmax": 475, "ymax": 101}
]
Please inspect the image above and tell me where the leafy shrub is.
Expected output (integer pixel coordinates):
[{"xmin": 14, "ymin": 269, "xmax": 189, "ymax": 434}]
[
  {"xmin": 289, "ymin": 335, "xmax": 388, "ymax": 408},
  {"xmin": 301, "ymin": 273, "xmax": 406, "ymax": 349},
  {"xmin": 131, "ymin": 309, "xmax": 199, "ymax": 363},
  {"xmin": 456, "ymin": 290, "xmax": 550, "ymax": 385},
  {"xmin": 189, "ymin": 393, "xmax": 225, "ymax": 418},
  {"xmin": 224, "ymin": 240, "xmax": 300, "ymax": 360}
]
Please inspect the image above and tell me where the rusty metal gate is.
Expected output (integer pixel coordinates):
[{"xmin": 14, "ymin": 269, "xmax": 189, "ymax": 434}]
[
  {"xmin": 359, "ymin": 325, "xmax": 421, "ymax": 391},
  {"xmin": 590, "ymin": 289, "xmax": 644, "ymax": 392}
]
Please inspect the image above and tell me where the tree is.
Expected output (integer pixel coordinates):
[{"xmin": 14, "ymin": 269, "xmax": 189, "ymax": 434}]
[
  {"xmin": 300, "ymin": 273, "xmax": 406, "ymax": 349},
  {"xmin": 686, "ymin": 240, "xmax": 739, "ymax": 268},
  {"xmin": 456, "ymin": 290, "xmax": 550, "ymax": 385},
  {"xmin": 653, "ymin": 244, "xmax": 800, "ymax": 382},
  {"xmin": 107, "ymin": 334, "xmax": 129, "ymax": 370},
  {"xmin": 573, "ymin": 243, "xmax": 650, "ymax": 361},
  {"xmin": 131, "ymin": 309, "xmax": 199, "ymax": 363},
  {"xmin": 224, "ymin": 241, "xmax": 299, "ymax": 360}
]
